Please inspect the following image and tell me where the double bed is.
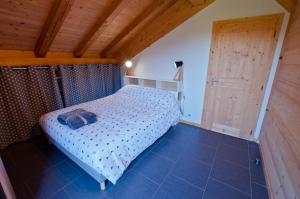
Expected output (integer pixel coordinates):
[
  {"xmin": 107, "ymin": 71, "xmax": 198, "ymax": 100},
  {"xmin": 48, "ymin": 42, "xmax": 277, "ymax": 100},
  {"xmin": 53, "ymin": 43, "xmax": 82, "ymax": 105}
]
[{"xmin": 39, "ymin": 85, "xmax": 181, "ymax": 190}]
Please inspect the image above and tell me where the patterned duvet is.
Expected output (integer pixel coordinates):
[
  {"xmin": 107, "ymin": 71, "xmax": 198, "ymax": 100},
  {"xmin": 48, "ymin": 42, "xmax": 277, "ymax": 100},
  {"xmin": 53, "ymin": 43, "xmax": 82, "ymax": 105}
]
[{"xmin": 39, "ymin": 85, "xmax": 181, "ymax": 184}]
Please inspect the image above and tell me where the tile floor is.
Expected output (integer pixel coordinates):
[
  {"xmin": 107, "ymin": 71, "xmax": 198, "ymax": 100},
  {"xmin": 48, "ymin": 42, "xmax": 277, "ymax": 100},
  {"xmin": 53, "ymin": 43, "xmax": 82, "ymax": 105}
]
[{"xmin": 1, "ymin": 123, "xmax": 268, "ymax": 199}]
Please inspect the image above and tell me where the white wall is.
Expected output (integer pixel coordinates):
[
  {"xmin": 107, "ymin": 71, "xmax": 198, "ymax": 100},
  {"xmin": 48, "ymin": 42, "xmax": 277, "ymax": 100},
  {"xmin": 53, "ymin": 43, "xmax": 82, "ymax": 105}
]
[{"xmin": 129, "ymin": 0, "xmax": 289, "ymax": 140}]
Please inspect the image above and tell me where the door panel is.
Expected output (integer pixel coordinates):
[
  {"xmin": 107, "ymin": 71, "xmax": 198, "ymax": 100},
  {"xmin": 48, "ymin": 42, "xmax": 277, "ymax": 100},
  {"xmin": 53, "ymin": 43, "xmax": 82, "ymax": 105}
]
[{"xmin": 202, "ymin": 14, "xmax": 284, "ymax": 140}]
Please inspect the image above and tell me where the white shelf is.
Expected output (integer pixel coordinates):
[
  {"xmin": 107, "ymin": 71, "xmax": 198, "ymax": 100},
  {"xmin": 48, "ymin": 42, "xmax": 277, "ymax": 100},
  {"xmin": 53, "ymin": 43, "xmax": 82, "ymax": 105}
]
[{"xmin": 124, "ymin": 75, "xmax": 182, "ymax": 92}]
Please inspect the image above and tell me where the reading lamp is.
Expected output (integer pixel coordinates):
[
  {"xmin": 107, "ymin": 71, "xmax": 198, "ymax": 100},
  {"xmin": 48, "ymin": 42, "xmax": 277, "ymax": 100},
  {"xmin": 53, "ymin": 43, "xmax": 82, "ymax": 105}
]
[
  {"xmin": 173, "ymin": 61, "xmax": 183, "ymax": 81},
  {"xmin": 124, "ymin": 60, "xmax": 133, "ymax": 75}
]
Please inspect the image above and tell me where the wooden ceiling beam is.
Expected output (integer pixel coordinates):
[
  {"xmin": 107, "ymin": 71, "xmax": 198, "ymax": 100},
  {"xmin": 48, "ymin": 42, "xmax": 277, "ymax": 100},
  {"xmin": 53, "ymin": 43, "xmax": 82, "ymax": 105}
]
[
  {"xmin": 115, "ymin": 0, "xmax": 214, "ymax": 60},
  {"xmin": 188, "ymin": 0, "xmax": 206, "ymax": 6},
  {"xmin": 73, "ymin": 0, "xmax": 125, "ymax": 58},
  {"xmin": 34, "ymin": 0, "xmax": 74, "ymax": 57},
  {"xmin": 0, "ymin": 58, "xmax": 119, "ymax": 66},
  {"xmin": 100, "ymin": 0, "xmax": 174, "ymax": 57},
  {"xmin": 276, "ymin": 0, "xmax": 297, "ymax": 13}
]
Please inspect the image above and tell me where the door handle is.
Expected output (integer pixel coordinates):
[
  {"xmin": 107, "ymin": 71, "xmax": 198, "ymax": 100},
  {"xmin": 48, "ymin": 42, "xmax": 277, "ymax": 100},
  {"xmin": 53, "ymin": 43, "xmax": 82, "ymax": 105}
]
[{"xmin": 207, "ymin": 79, "xmax": 219, "ymax": 86}]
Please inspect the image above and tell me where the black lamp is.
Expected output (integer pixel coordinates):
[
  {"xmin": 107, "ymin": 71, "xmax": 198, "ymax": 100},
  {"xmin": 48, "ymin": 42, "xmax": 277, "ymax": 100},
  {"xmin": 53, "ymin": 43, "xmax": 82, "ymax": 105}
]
[{"xmin": 174, "ymin": 61, "xmax": 183, "ymax": 68}]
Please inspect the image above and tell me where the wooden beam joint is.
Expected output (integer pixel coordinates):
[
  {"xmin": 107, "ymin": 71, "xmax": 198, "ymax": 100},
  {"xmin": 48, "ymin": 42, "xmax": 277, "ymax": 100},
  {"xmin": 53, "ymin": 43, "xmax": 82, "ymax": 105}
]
[
  {"xmin": 73, "ymin": 0, "xmax": 124, "ymax": 58},
  {"xmin": 100, "ymin": 0, "xmax": 167, "ymax": 57},
  {"xmin": 34, "ymin": 0, "xmax": 74, "ymax": 57}
]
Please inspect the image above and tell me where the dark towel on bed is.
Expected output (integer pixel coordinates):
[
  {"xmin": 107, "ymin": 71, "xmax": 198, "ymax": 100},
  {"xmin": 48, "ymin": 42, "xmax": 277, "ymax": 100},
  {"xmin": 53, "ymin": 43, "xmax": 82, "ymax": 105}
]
[{"xmin": 57, "ymin": 108, "xmax": 97, "ymax": 130}]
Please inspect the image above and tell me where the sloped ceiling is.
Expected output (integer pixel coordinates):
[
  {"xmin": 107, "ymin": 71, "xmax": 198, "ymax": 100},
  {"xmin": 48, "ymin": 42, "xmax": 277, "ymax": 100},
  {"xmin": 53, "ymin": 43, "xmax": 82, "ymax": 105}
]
[
  {"xmin": 0, "ymin": 0, "xmax": 214, "ymax": 61},
  {"xmin": 0, "ymin": 0, "xmax": 295, "ymax": 62}
]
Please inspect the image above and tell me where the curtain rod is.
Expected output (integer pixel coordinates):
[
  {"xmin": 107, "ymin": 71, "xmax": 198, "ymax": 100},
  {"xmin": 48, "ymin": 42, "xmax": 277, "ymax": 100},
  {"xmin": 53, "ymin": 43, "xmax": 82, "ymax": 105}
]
[
  {"xmin": 11, "ymin": 65, "xmax": 112, "ymax": 70},
  {"xmin": 12, "ymin": 66, "xmax": 50, "ymax": 70}
]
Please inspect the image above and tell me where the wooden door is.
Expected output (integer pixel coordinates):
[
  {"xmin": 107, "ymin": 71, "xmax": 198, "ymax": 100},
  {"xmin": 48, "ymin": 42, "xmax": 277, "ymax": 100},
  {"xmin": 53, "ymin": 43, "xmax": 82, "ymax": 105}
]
[{"xmin": 202, "ymin": 14, "xmax": 283, "ymax": 140}]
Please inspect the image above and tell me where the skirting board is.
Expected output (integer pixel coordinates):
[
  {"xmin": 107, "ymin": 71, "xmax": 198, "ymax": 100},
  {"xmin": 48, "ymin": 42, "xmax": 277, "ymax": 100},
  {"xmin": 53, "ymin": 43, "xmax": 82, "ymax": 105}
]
[
  {"xmin": 179, "ymin": 119, "xmax": 201, "ymax": 128},
  {"xmin": 180, "ymin": 119, "xmax": 259, "ymax": 143}
]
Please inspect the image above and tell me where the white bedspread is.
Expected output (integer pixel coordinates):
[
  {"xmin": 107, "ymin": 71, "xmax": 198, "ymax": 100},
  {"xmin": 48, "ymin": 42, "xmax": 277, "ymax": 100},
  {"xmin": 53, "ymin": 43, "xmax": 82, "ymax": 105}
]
[{"xmin": 39, "ymin": 85, "xmax": 180, "ymax": 184}]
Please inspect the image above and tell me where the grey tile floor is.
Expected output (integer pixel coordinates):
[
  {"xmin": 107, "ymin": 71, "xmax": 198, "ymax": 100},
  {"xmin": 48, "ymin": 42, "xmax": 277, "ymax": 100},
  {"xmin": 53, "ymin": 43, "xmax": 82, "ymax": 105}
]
[{"xmin": 1, "ymin": 123, "xmax": 268, "ymax": 199}]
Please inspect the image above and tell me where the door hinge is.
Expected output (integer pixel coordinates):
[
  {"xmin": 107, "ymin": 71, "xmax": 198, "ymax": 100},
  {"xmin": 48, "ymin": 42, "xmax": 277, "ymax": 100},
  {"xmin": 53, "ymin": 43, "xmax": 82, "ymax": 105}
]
[
  {"xmin": 250, "ymin": 130, "xmax": 253, "ymax": 135},
  {"xmin": 261, "ymin": 85, "xmax": 264, "ymax": 91},
  {"xmin": 273, "ymin": 30, "xmax": 277, "ymax": 38}
]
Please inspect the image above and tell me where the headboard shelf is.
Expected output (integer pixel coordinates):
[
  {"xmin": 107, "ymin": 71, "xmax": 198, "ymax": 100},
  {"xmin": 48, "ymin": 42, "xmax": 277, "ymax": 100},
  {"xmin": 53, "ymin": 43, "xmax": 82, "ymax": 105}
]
[{"xmin": 124, "ymin": 75, "xmax": 182, "ymax": 93}]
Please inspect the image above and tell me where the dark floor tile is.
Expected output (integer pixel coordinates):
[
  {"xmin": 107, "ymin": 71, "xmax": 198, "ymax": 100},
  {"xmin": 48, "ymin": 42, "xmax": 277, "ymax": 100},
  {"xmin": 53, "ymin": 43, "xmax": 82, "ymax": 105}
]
[
  {"xmin": 220, "ymin": 135, "xmax": 248, "ymax": 152},
  {"xmin": 163, "ymin": 124, "xmax": 201, "ymax": 145},
  {"xmin": 1, "ymin": 156, "xmax": 22, "ymax": 187},
  {"xmin": 151, "ymin": 138, "xmax": 184, "ymax": 162},
  {"xmin": 64, "ymin": 173, "xmax": 104, "ymax": 199},
  {"xmin": 14, "ymin": 183, "xmax": 34, "ymax": 199},
  {"xmin": 55, "ymin": 160, "xmax": 83, "ymax": 183},
  {"xmin": 248, "ymin": 142, "xmax": 260, "ymax": 161},
  {"xmin": 197, "ymin": 128, "xmax": 223, "ymax": 148},
  {"xmin": 50, "ymin": 190, "xmax": 70, "ymax": 199},
  {"xmin": 252, "ymin": 182, "xmax": 269, "ymax": 199},
  {"xmin": 0, "ymin": 184, "xmax": 5, "ymax": 199},
  {"xmin": 153, "ymin": 175, "xmax": 203, "ymax": 199},
  {"xmin": 134, "ymin": 152, "xmax": 173, "ymax": 184},
  {"xmin": 2, "ymin": 125, "xmax": 270, "ymax": 199},
  {"xmin": 203, "ymin": 178, "xmax": 250, "ymax": 199},
  {"xmin": 211, "ymin": 159, "xmax": 250, "ymax": 195},
  {"xmin": 216, "ymin": 144, "xmax": 249, "ymax": 168},
  {"xmin": 105, "ymin": 170, "xmax": 158, "ymax": 199},
  {"xmin": 37, "ymin": 144, "xmax": 68, "ymax": 166},
  {"xmin": 248, "ymin": 143, "xmax": 267, "ymax": 186},
  {"xmin": 163, "ymin": 123, "xmax": 222, "ymax": 149},
  {"xmin": 250, "ymin": 163, "xmax": 266, "ymax": 186},
  {"xmin": 180, "ymin": 141, "xmax": 216, "ymax": 165},
  {"xmin": 10, "ymin": 149, "xmax": 51, "ymax": 183},
  {"xmin": 127, "ymin": 144, "xmax": 154, "ymax": 170},
  {"xmin": 171, "ymin": 156, "xmax": 211, "ymax": 189},
  {"xmin": 27, "ymin": 167, "xmax": 69, "ymax": 199},
  {"xmin": 64, "ymin": 158, "xmax": 85, "ymax": 174}
]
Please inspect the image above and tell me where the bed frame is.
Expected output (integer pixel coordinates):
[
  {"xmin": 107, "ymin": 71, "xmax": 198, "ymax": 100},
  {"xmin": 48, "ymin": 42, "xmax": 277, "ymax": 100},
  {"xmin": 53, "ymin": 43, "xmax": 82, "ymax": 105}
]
[
  {"xmin": 46, "ymin": 75, "xmax": 182, "ymax": 191},
  {"xmin": 47, "ymin": 137, "xmax": 107, "ymax": 190}
]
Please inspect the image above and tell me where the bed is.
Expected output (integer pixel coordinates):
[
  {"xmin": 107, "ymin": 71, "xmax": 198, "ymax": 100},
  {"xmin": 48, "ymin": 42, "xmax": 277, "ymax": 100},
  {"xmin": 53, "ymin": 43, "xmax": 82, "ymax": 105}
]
[{"xmin": 39, "ymin": 85, "xmax": 181, "ymax": 190}]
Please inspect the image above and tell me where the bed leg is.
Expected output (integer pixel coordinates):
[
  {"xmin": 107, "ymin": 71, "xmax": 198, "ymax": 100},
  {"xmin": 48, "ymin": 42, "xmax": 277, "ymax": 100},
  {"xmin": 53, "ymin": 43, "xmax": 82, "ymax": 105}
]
[{"xmin": 100, "ymin": 181, "xmax": 106, "ymax": 191}]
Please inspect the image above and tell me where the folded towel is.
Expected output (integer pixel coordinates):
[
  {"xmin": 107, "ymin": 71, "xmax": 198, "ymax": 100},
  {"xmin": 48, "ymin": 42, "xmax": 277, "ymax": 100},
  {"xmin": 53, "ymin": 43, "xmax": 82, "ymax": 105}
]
[
  {"xmin": 79, "ymin": 111, "xmax": 97, "ymax": 124},
  {"xmin": 65, "ymin": 114, "xmax": 86, "ymax": 130},
  {"xmin": 57, "ymin": 109, "xmax": 97, "ymax": 130},
  {"xmin": 57, "ymin": 109, "xmax": 84, "ymax": 125}
]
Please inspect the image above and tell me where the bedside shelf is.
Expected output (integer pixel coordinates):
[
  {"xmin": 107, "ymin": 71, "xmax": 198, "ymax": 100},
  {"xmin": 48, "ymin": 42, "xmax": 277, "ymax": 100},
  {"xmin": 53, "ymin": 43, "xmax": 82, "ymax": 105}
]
[{"xmin": 124, "ymin": 75, "xmax": 182, "ymax": 91}]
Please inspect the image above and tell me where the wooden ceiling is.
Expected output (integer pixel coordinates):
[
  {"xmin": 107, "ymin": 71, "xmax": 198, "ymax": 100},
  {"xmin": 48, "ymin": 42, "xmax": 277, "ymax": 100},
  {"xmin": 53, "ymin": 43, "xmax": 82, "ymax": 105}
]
[
  {"xmin": 0, "ymin": 0, "xmax": 295, "ymax": 65},
  {"xmin": 0, "ymin": 0, "xmax": 213, "ymax": 62}
]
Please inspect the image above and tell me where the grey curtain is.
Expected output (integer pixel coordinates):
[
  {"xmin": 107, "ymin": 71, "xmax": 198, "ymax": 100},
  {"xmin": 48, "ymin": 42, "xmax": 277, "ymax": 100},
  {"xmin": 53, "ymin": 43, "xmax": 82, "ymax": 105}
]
[
  {"xmin": 0, "ymin": 66, "xmax": 63, "ymax": 149},
  {"xmin": 60, "ymin": 64, "xmax": 121, "ymax": 106}
]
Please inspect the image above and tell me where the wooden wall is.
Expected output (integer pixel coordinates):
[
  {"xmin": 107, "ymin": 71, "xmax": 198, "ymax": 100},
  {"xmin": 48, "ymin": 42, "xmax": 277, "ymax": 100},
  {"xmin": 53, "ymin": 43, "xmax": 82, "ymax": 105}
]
[{"xmin": 259, "ymin": 0, "xmax": 300, "ymax": 198}]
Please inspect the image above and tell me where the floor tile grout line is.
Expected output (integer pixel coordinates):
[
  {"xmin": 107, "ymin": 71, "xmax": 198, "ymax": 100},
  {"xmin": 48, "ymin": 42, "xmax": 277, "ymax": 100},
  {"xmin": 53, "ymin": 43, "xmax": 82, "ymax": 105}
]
[
  {"xmin": 216, "ymin": 157, "xmax": 250, "ymax": 170},
  {"xmin": 45, "ymin": 170, "xmax": 85, "ymax": 199},
  {"xmin": 210, "ymin": 177, "xmax": 251, "ymax": 197},
  {"xmin": 28, "ymin": 158, "xmax": 85, "ymax": 199},
  {"xmin": 134, "ymin": 169, "xmax": 161, "ymax": 186},
  {"xmin": 148, "ymin": 150, "xmax": 176, "ymax": 164},
  {"xmin": 252, "ymin": 180, "xmax": 267, "ymax": 188},
  {"xmin": 149, "ymin": 166, "xmax": 174, "ymax": 199},
  {"xmin": 248, "ymin": 141, "xmax": 253, "ymax": 199},
  {"xmin": 201, "ymin": 136, "xmax": 221, "ymax": 199},
  {"xmin": 172, "ymin": 174, "xmax": 205, "ymax": 192},
  {"xmin": 221, "ymin": 142, "xmax": 249, "ymax": 153},
  {"xmin": 150, "ymin": 148, "xmax": 182, "ymax": 199},
  {"xmin": 163, "ymin": 135, "xmax": 219, "ymax": 151}
]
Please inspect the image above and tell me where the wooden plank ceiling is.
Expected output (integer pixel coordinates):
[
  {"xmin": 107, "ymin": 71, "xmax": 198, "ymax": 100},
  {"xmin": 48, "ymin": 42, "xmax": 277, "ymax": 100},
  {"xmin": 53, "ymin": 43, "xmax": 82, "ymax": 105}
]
[
  {"xmin": 0, "ymin": 0, "xmax": 213, "ymax": 64},
  {"xmin": 0, "ymin": 0, "xmax": 294, "ymax": 65}
]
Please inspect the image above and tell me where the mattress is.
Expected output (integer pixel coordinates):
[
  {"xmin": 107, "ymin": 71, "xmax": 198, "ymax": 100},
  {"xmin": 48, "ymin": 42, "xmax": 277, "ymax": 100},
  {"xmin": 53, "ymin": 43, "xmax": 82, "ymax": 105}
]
[{"xmin": 39, "ymin": 85, "xmax": 181, "ymax": 184}]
